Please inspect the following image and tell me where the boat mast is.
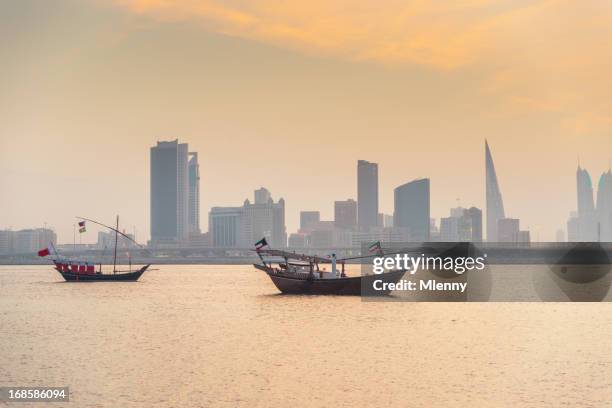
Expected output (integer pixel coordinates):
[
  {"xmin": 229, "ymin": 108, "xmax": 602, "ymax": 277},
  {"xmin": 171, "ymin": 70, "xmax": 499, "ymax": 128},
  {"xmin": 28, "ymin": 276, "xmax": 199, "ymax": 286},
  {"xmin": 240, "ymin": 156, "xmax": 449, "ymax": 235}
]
[{"xmin": 113, "ymin": 215, "xmax": 119, "ymax": 274}]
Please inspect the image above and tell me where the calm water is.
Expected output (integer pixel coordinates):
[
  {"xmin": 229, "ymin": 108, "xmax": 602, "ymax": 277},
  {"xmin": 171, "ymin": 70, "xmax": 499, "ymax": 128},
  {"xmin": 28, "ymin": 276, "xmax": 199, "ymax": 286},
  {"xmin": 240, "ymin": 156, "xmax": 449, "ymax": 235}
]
[{"xmin": 1, "ymin": 265, "xmax": 612, "ymax": 407}]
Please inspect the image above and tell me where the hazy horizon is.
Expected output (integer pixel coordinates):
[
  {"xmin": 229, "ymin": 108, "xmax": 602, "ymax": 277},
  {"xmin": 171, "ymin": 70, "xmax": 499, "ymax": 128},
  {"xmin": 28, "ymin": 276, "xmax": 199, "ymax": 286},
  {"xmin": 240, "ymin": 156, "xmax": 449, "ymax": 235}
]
[{"xmin": 2, "ymin": 0, "xmax": 612, "ymax": 243}]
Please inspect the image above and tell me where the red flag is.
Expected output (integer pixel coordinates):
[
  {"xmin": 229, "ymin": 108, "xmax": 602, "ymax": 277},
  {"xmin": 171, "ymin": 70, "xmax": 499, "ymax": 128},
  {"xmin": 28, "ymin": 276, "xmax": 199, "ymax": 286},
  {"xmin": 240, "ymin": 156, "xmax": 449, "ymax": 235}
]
[{"xmin": 37, "ymin": 248, "xmax": 50, "ymax": 257}]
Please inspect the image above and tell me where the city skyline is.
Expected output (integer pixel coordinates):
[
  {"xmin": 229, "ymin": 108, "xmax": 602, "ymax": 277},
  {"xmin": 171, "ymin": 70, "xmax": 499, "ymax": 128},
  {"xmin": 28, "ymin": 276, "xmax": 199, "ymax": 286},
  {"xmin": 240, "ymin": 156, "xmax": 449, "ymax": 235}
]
[
  {"xmin": 2, "ymin": 1, "xmax": 612, "ymax": 243},
  {"xmin": 2, "ymin": 137, "xmax": 611, "ymax": 244}
]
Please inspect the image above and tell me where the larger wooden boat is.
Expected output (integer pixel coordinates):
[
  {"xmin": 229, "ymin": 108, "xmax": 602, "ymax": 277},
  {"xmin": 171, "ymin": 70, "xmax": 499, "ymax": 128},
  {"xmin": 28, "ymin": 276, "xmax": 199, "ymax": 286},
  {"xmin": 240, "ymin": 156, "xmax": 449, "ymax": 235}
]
[{"xmin": 254, "ymin": 242, "xmax": 405, "ymax": 295}]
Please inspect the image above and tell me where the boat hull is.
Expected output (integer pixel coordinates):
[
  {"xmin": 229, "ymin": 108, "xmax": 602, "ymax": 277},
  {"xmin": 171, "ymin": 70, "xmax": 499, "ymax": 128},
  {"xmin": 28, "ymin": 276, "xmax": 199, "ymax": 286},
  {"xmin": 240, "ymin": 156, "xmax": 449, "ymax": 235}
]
[
  {"xmin": 255, "ymin": 264, "xmax": 405, "ymax": 295},
  {"xmin": 58, "ymin": 265, "xmax": 149, "ymax": 282}
]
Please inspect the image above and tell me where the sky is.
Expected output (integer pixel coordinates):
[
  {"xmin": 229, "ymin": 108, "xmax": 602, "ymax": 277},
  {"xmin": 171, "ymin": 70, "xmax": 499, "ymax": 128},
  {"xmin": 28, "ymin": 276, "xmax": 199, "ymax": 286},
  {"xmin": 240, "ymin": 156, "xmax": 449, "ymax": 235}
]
[{"xmin": 1, "ymin": 0, "xmax": 612, "ymax": 243}]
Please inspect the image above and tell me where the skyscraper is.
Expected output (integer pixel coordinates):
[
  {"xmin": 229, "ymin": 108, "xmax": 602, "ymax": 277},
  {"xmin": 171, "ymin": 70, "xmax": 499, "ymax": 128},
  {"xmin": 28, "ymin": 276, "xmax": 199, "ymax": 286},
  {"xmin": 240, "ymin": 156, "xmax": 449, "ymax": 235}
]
[
  {"xmin": 485, "ymin": 140, "xmax": 506, "ymax": 242},
  {"xmin": 150, "ymin": 140, "xmax": 189, "ymax": 244},
  {"xmin": 334, "ymin": 199, "xmax": 357, "ymax": 229},
  {"xmin": 577, "ymin": 166, "xmax": 595, "ymax": 215},
  {"xmin": 188, "ymin": 152, "xmax": 200, "ymax": 235},
  {"xmin": 394, "ymin": 178, "xmax": 430, "ymax": 242},
  {"xmin": 596, "ymin": 169, "xmax": 612, "ymax": 241},
  {"xmin": 357, "ymin": 160, "xmax": 378, "ymax": 230},
  {"xmin": 568, "ymin": 166, "xmax": 612, "ymax": 242},
  {"xmin": 572, "ymin": 166, "xmax": 597, "ymax": 241}
]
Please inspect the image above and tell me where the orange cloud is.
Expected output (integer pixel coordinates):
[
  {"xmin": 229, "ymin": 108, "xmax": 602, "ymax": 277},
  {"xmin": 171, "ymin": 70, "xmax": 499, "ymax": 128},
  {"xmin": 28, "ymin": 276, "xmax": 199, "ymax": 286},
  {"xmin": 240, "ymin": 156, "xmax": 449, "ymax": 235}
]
[
  {"xmin": 113, "ymin": 0, "xmax": 612, "ymax": 135},
  {"xmin": 113, "ymin": 0, "xmax": 531, "ymax": 70}
]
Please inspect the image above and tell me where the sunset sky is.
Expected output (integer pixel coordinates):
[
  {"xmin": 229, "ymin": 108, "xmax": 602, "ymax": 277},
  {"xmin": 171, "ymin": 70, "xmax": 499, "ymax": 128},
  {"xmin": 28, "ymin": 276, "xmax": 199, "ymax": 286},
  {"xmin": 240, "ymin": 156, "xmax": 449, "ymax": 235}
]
[{"xmin": 1, "ymin": 0, "xmax": 612, "ymax": 243}]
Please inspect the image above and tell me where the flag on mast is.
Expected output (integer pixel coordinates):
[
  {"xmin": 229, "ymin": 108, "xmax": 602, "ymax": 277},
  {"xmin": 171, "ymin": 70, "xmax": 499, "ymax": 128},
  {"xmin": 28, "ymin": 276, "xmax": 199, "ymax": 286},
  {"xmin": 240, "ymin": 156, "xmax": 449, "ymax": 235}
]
[
  {"xmin": 368, "ymin": 241, "xmax": 382, "ymax": 254},
  {"xmin": 37, "ymin": 247, "xmax": 50, "ymax": 257},
  {"xmin": 78, "ymin": 220, "xmax": 86, "ymax": 233},
  {"xmin": 254, "ymin": 237, "xmax": 269, "ymax": 251}
]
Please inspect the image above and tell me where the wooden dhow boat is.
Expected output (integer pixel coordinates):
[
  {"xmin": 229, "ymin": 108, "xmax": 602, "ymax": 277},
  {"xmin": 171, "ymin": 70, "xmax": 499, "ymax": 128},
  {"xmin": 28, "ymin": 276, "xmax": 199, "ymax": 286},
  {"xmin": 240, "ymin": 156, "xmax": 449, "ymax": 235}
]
[
  {"xmin": 38, "ymin": 216, "xmax": 150, "ymax": 282},
  {"xmin": 253, "ymin": 238, "xmax": 405, "ymax": 295}
]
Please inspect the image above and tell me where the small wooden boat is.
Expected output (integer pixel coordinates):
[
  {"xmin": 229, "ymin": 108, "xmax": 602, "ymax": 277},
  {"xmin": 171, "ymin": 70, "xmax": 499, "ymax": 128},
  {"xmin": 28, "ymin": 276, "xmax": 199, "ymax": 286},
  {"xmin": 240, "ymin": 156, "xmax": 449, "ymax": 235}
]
[
  {"xmin": 253, "ymin": 241, "xmax": 405, "ymax": 295},
  {"xmin": 39, "ymin": 215, "xmax": 150, "ymax": 282},
  {"xmin": 53, "ymin": 262, "xmax": 150, "ymax": 282}
]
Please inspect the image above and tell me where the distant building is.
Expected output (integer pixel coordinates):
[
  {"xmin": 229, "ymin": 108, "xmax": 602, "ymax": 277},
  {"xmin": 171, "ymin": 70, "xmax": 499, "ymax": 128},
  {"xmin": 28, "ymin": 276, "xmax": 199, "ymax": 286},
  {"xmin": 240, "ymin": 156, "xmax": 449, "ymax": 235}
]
[
  {"xmin": 485, "ymin": 140, "xmax": 506, "ymax": 242},
  {"xmin": 13, "ymin": 231, "xmax": 35, "ymax": 255},
  {"xmin": 308, "ymin": 221, "xmax": 336, "ymax": 248},
  {"xmin": 567, "ymin": 167, "xmax": 612, "ymax": 242},
  {"xmin": 97, "ymin": 231, "xmax": 136, "ymax": 250},
  {"xmin": 577, "ymin": 166, "xmax": 595, "ymax": 215},
  {"xmin": 556, "ymin": 229, "xmax": 565, "ymax": 242},
  {"xmin": 439, "ymin": 206, "xmax": 481, "ymax": 242},
  {"xmin": 596, "ymin": 170, "xmax": 612, "ymax": 241},
  {"xmin": 517, "ymin": 230, "xmax": 531, "ymax": 243},
  {"xmin": 571, "ymin": 166, "xmax": 598, "ymax": 241},
  {"xmin": 242, "ymin": 195, "xmax": 286, "ymax": 248},
  {"xmin": 0, "ymin": 230, "xmax": 13, "ymax": 255},
  {"xmin": 188, "ymin": 152, "xmax": 201, "ymax": 234},
  {"xmin": 0, "ymin": 228, "xmax": 56, "ymax": 255},
  {"xmin": 357, "ymin": 160, "xmax": 378, "ymax": 230},
  {"xmin": 209, "ymin": 188, "xmax": 287, "ymax": 248},
  {"xmin": 209, "ymin": 207, "xmax": 242, "ymax": 247},
  {"xmin": 383, "ymin": 214, "xmax": 393, "ymax": 228},
  {"xmin": 291, "ymin": 220, "xmax": 355, "ymax": 250},
  {"xmin": 567, "ymin": 212, "xmax": 579, "ymax": 242},
  {"xmin": 150, "ymin": 140, "xmax": 190, "ymax": 244},
  {"xmin": 288, "ymin": 233, "xmax": 308, "ymax": 248},
  {"xmin": 497, "ymin": 218, "xmax": 529, "ymax": 243},
  {"xmin": 394, "ymin": 178, "xmax": 430, "ymax": 242},
  {"xmin": 351, "ymin": 227, "xmax": 411, "ymax": 247},
  {"xmin": 377, "ymin": 213, "xmax": 394, "ymax": 228},
  {"xmin": 430, "ymin": 219, "xmax": 440, "ymax": 241},
  {"xmin": 497, "ymin": 218, "xmax": 519, "ymax": 243},
  {"xmin": 334, "ymin": 199, "xmax": 357, "ymax": 230},
  {"xmin": 440, "ymin": 216, "xmax": 459, "ymax": 242},
  {"xmin": 300, "ymin": 211, "xmax": 320, "ymax": 231},
  {"xmin": 464, "ymin": 207, "xmax": 483, "ymax": 242},
  {"xmin": 254, "ymin": 187, "xmax": 272, "ymax": 204},
  {"xmin": 188, "ymin": 231, "xmax": 210, "ymax": 248}
]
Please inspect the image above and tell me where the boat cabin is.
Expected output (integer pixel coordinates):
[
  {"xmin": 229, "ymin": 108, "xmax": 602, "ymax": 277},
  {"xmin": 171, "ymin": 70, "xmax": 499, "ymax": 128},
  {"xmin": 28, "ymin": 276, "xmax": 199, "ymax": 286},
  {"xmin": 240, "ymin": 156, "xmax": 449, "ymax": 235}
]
[
  {"xmin": 258, "ymin": 249, "xmax": 347, "ymax": 279},
  {"xmin": 54, "ymin": 261, "xmax": 97, "ymax": 275}
]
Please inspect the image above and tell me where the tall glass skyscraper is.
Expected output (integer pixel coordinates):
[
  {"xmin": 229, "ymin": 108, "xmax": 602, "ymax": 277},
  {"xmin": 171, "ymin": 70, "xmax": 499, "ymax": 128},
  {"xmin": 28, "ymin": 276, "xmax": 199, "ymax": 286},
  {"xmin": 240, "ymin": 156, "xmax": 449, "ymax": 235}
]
[
  {"xmin": 188, "ymin": 152, "xmax": 200, "ymax": 235},
  {"xmin": 596, "ymin": 169, "xmax": 612, "ymax": 241},
  {"xmin": 150, "ymin": 140, "xmax": 190, "ymax": 244},
  {"xmin": 485, "ymin": 140, "xmax": 505, "ymax": 242},
  {"xmin": 357, "ymin": 160, "xmax": 378, "ymax": 230},
  {"xmin": 394, "ymin": 178, "xmax": 430, "ymax": 242},
  {"xmin": 577, "ymin": 166, "xmax": 595, "ymax": 216},
  {"xmin": 569, "ymin": 166, "xmax": 611, "ymax": 242}
]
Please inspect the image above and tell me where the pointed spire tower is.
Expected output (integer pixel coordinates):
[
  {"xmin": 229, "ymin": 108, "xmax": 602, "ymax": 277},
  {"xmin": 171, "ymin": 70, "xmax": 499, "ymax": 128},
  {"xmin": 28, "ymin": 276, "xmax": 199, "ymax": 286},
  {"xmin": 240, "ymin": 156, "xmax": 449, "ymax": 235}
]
[{"xmin": 485, "ymin": 140, "xmax": 505, "ymax": 242}]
